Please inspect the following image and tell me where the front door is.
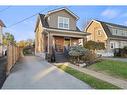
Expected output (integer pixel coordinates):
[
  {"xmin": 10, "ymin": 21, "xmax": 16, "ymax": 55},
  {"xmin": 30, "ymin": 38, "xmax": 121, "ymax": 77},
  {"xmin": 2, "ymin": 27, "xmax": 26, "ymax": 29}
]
[
  {"xmin": 64, "ymin": 37, "xmax": 70, "ymax": 50},
  {"xmin": 55, "ymin": 37, "xmax": 64, "ymax": 52}
]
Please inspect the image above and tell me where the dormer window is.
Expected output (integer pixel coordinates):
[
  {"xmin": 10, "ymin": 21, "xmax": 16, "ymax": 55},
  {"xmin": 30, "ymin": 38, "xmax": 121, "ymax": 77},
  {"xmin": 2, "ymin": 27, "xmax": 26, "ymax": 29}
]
[{"xmin": 58, "ymin": 16, "xmax": 69, "ymax": 29}]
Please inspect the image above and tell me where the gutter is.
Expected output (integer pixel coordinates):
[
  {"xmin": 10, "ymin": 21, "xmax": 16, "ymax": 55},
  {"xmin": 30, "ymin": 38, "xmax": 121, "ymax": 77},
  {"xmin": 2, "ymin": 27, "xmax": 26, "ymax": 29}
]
[{"xmin": 43, "ymin": 28, "xmax": 90, "ymax": 36}]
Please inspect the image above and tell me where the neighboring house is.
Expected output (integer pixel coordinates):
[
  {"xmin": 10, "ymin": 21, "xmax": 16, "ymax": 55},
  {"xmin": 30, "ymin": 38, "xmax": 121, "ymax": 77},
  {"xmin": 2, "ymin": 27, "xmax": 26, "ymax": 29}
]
[
  {"xmin": 34, "ymin": 7, "xmax": 89, "ymax": 58},
  {"xmin": 85, "ymin": 20, "xmax": 127, "ymax": 56},
  {"xmin": 0, "ymin": 19, "xmax": 5, "ymax": 57}
]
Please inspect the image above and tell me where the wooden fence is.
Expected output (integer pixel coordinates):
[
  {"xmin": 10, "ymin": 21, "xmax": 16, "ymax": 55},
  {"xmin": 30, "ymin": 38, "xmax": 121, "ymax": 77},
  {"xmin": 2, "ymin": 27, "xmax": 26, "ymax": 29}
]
[{"xmin": 6, "ymin": 42, "xmax": 21, "ymax": 75}]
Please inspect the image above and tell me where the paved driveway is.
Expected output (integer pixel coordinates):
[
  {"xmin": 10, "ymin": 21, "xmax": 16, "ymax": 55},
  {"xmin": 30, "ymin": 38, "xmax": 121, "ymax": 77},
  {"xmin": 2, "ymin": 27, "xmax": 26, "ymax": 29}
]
[{"xmin": 2, "ymin": 56, "xmax": 91, "ymax": 89}]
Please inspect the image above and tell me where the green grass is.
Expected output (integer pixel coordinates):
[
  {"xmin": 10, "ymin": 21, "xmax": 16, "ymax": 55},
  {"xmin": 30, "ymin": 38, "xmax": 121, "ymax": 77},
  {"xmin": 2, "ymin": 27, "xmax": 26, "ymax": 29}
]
[
  {"xmin": 57, "ymin": 65, "xmax": 120, "ymax": 89},
  {"xmin": 88, "ymin": 59, "xmax": 127, "ymax": 79}
]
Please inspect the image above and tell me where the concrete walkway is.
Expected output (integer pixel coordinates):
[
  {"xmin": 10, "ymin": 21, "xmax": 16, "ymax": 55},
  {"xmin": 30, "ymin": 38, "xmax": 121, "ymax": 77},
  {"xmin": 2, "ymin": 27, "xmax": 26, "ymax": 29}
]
[
  {"xmin": 2, "ymin": 56, "xmax": 91, "ymax": 89},
  {"xmin": 55, "ymin": 63, "xmax": 127, "ymax": 89},
  {"xmin": 103, "ymin": 57, "xmax": 127, "ymax": 63}
]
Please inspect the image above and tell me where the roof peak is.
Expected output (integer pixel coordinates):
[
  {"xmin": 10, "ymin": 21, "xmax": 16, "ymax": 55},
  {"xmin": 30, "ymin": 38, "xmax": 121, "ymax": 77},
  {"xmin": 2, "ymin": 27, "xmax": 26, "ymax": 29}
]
[
  {"xmin": 46, "ymin": 7, "xmax": 79, "ymax": 20},
  {"xmin": 95, "ymin": 19, "xmax": 127, "ymax": 28}
]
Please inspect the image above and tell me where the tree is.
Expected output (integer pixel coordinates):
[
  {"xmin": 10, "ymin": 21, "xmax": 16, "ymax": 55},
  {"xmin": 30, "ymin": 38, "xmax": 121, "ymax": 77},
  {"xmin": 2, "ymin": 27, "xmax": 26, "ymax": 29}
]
[
  {"xmin": 84, "ymin": 40, "xmax": 105, "ymax": 50},
  {"xmin": 17, "ymin": 39, "xmax": 35, "ymax": 55},
  {"xmin": 3, "ymin": 32, "xmax": 15, "ymax": 45},
  {"xmin": 17, "ymin": 40, "xmax": 28, "ymax": 48},
  {"xmin": 96, "ymin": 42, "xmax": 105, "ymax": 50},
  {"xmin": 26, "ymin": 39, "xmax": 34, "ymax": 46},
  {"xmin": 84, "ymin": 41, "xmax": 97, "ymax": 50},
  {"xmin": 17, "ymin": 39, "xmax": 34, "ymax": 48}
]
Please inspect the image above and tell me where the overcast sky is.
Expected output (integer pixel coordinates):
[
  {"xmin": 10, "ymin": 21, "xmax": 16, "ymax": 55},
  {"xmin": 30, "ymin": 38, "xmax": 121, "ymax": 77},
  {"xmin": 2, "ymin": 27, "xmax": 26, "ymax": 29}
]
[{"xmin": 0, "ymin": 6, "xmax": 127, "ymax": 41}]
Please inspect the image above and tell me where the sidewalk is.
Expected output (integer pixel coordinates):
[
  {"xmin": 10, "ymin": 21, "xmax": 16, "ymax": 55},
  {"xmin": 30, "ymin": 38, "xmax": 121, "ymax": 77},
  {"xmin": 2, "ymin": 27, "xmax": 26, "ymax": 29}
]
[
  {"xmin": 103, "ymin": 57, "xmax": 127, "ymax": 63},
  {"xmin": 2, "ymin": 56, "xmax": 91, "ymax": 89},
  {"xmin": 55, "ymin": 62, "xmax": 127, "ymax": 89}
]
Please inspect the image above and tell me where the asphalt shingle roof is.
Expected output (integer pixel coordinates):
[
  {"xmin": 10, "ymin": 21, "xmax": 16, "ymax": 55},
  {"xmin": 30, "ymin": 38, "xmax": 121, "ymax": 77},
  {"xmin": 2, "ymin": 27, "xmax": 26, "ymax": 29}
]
[{"xmin": 96, "ymin": 20, "xmax": 127, "ymax": 39}]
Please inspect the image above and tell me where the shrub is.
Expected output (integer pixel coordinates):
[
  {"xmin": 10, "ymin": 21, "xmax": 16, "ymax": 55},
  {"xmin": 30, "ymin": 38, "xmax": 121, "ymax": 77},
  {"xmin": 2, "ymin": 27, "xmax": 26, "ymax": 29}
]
[
  {"xmin": 69, "ymin": 45, "xmax": 87, "ymax": 57},
  {"xmin": 68, "ymin": 45, "xmax": 98, "ymax": 66},
  {"xmin": 84, "ymin": 40, "xmax": 105, "ymax": 50},
  {"xmin": 114, "ymin": 48, "xmax": 122, "ymax": 57},
  {"xmin": 121, "ymin": 46, "xmax": 127, "ymax": 57},
  {"xmin": 114, "ymin": 47, "xmax": 127, "ymax": 58},
  {"xmin": 68, "ymin": 45, "xmax": 87, "ymax": 64},
  {"xmin": 81, "ymin": 50, "xmax": 97, "ymax": 64}
]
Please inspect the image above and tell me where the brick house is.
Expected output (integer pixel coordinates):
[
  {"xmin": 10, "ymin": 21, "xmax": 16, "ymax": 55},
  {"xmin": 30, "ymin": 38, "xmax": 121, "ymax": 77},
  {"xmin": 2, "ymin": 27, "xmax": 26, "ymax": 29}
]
[
  {"xmin": 85, "ymin": 20, "xmax": 127, "ymax": 56},
  {"xmin": 34, "ymin": 7, "xmax": 89, "ymax": 59}
]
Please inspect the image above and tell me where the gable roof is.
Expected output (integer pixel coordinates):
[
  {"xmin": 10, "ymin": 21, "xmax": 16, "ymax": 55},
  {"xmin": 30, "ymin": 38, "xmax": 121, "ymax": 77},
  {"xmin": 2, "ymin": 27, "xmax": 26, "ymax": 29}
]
[
  {"xmin": 46, "ymin": 7, "xmax": 79, "ymax": 20},
  {"xmin": 86, "ymin": 19, "xmax": 127, "ymax": 40},
  {"xmin": 0, "ymin": 19, "xmax": 6, "ymax": 27},
  {"xmin": 39, "ymin": 14, "xmax": 49, "ymax": 28},
  {"xmin": 96, "ymin": 20, "xmax": 127, "ymax": 39},
  {"xmin": 34, "ymin": 13, "xmax": 81, "ymax": 32}
]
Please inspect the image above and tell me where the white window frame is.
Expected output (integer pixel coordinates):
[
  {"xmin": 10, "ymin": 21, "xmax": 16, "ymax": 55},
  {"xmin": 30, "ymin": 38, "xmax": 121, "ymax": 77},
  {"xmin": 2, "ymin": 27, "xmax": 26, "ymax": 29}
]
[
  {"xmin": 58, "ymin": 16, "xmax": 69, "ymax": 29},
  {"xmin": 110, "ymin": 42, "xmax": 116, "ymax": 49},
  {"xmin": 110, "ymin": 43, "xmax": 114, "ymax": 49}
]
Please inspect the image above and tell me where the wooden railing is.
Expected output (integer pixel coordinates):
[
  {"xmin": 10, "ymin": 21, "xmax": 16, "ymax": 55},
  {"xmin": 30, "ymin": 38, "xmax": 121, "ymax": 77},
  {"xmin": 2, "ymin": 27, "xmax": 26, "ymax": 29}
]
[{"xmin": 6, "ymin": 42, "xmax": 21, "ymax": 75}]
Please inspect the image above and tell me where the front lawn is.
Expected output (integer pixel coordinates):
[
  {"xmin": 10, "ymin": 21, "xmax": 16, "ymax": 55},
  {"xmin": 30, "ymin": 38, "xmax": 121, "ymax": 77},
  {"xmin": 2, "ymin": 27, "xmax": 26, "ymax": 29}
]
[
  {"xmin": 88, "ymin": 59, "xmax": 127, "ymax": 80},
  {"xmin": 57, "ymin": 65, "xmax": 120, "ymax": 89}
]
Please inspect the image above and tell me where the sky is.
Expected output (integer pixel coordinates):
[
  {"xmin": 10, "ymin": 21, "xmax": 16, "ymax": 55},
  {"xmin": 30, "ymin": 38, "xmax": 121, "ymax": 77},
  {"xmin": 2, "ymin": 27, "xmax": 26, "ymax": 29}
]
[{"xmin": 0, "ymin": 6, "xmax": 127, "ymax": 41}]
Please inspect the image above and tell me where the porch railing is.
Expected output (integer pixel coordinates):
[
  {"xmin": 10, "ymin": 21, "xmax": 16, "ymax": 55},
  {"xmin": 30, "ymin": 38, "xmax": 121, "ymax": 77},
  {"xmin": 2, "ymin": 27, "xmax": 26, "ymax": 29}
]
[{"xmin": 63, "ymin": 46, "xmax": 69, "ymax": 58}]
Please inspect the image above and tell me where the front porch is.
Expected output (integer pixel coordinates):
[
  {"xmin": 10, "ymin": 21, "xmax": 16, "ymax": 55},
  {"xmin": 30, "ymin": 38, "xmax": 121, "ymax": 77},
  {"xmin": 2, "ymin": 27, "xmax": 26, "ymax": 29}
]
[
  {"xmin": 50, "ymin": 36, "xmax": 84, "ymax": 53},
  {"xmin": 43, "ymin": 28, "xmax": 90, "ymax": 62}
]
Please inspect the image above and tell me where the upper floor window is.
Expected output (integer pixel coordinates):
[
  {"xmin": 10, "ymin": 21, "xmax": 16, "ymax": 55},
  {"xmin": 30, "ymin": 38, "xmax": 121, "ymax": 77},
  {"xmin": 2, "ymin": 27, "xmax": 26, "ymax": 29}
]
[
  {"xmin": 112, "ymin": 29, "xmax": 118, "ymax": 35},
  {"xmin": 58, "ymin": 16, "xmax": 69, "ymax": 29},
  {"xmin": 111, "ymin": 28, "xmax": 127, "ymax": 37}
]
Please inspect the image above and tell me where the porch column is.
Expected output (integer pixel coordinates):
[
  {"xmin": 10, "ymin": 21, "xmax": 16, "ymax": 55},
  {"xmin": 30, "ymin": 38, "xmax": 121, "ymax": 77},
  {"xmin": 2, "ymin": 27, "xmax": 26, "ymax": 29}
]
[
  {"xmin": 70, "ymin": 38, "xmax": 72, "ymax": 46},
  {"xmin": 79, "ymin": 38, "xmax": 84, "ymax": 46},
  {"xmin": 47, "ymin": 33, "xmax": 53, "ymax": 54},
  {"xmin": 83, "ymin": 37, "xmax": 87, "ymax": 46}
]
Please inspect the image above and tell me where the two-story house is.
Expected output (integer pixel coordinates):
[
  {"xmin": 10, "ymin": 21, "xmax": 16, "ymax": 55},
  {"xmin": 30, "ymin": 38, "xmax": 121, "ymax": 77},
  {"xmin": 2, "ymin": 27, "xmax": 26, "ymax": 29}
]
[
  {"xmin": 34, "ymin": 7, "xmax": 89, "ymax": 58},
  {"xmin": 0, "ymin": 19, "xmax": 5, "ymax": 57},
  {"xmin": 85, "ymin": 20, "xmax": 127, "ymax": 56}
]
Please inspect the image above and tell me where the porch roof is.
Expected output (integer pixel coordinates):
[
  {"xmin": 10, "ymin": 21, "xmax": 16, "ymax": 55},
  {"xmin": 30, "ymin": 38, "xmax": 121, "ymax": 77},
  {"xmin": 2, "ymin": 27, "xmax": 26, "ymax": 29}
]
[{"xmin": 44, "ymin": 28, "xmax": 90, "ymax": 38}]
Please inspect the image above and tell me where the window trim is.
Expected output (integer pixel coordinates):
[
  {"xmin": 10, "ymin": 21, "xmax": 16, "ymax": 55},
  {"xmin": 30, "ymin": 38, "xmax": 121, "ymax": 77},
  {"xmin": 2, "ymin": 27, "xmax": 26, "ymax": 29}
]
[
  {"xmin": 58, "ymin": 16, "xmax": 69, "ymax": 29},
  {"xmin": 110, "ymin": 42, "xmax": 115, "ymax": 49}
]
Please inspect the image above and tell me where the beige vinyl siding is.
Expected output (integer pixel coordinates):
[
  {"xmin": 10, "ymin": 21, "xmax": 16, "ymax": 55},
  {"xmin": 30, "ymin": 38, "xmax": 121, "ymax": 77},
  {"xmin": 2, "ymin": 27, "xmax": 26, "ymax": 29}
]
[
  {"xmin": 35, "ymin": 20, "xmax": 45, "ymax": 53},
  {"xmin": 47, "ymin": 10, "xmax": 77, "ymax": 30},
  {"xmin": 86, "ymin": 21, "xmax": 108, "ymax": 43}
]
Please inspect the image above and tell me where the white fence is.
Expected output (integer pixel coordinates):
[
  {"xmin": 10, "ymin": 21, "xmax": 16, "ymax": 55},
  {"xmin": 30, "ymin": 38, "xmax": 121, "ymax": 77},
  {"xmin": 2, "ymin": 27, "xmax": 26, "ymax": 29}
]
[{"xmin": 96, "ymin": 50, "xmax": 114, "ymax": 57}]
